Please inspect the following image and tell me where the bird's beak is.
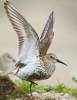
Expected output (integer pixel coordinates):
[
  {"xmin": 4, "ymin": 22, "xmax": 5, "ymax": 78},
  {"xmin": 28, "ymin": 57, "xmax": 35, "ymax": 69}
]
[
  {"xmin": 56, "ymin": 59, "xmax": 67, "ymax": 66},
  {"xmin": 12, "ymin": 59, "xmax": 16, "ymax": 62}
]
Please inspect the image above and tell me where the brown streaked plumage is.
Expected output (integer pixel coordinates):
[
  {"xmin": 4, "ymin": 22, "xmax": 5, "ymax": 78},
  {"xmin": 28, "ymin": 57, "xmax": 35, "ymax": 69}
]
[
  {"xmin": 4, "ymin": 1, "xmax": 67, "ymax": 96},
  {"xmin": 40, "ymin": 53, "xmax": 57, "ymax": 66},
  {"xmin": 40, "ymin": 12, "xmax": 54, "ymax": 55}
]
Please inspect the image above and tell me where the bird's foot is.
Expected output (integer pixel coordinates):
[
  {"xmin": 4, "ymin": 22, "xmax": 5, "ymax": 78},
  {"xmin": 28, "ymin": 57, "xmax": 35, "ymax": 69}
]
[
  {"xmin": 31, "ymin": 81, "xmax": 37, "ymax": 86},
  {"xmin": 29, "ymin": 81, "xmax": 37, "ymax": 96}
]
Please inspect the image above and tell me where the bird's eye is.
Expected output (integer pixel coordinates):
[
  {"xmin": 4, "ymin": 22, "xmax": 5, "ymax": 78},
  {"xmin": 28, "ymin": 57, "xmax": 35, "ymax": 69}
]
[{"xmin": 50, "ymin": 56, "xmax": 53, "ymax": 58}]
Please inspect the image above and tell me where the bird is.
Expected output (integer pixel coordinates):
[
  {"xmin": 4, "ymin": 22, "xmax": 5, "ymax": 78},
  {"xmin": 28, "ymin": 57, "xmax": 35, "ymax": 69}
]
[
  {"xmin": 4, "ymin": 1, "xmax": 67, "ymax": 95},
  {"xmin": 0, "ymin": 53, "xmax": 15, "ymax": 73}
]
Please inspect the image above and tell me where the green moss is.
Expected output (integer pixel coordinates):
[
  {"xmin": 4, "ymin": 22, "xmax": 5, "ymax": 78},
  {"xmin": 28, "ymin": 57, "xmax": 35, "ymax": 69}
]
[{"xmin": 15, "ymin": 76, "xmax": 77, "ymax": 98}]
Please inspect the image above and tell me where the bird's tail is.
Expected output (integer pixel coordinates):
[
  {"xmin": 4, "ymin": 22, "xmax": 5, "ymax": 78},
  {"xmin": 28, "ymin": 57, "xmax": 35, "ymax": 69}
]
[{"xmin": 7, "ymin": 69, "xmax": 18, "ymax": 75}]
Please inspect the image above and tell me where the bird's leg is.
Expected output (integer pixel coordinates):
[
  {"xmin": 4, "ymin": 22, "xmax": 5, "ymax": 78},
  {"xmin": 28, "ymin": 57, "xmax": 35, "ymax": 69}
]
[{"xmin": 30, "ymin": 81, "xmax": 37, "ymax": 96}]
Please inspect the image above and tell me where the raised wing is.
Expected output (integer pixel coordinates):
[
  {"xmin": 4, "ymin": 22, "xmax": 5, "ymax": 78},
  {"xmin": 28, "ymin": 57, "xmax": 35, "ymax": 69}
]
[
  {"xmin": 40, "ymin": 11, "xmax": 54, "ymax": 55},
  {"xmin": 4, "ymin": 1, "xmax": 39, "ymax": 66}
]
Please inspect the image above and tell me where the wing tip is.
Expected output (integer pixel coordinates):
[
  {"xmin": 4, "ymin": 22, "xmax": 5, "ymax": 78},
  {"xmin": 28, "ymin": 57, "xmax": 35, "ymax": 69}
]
[
  {"xmin": 50, "ymin": 11, "xmax": 54, "ymax": 25},
  {"xmin": 52, "ymin": 11, "xmax": 54, "ymax": 14},
  {"xmin": 4, "ymin": 0, "xmax": 11, "ymax": 9},
  {"xmin": 4, "ymin": 0, "xmax": 9, "ymax": 5}
]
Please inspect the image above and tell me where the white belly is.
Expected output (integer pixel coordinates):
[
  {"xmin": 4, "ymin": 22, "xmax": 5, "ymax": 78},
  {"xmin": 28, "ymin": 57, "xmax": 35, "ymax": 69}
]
[
  {"xmin": 11, "ymin": 62, "xmax": 56, "ymax": 81},
  {"xmin": 12, "ymin": 63, "xmax": 44, "ymax": 80}
]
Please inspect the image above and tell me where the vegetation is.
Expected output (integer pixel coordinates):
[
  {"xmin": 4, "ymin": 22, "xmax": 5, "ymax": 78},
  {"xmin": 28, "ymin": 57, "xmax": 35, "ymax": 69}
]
[{"xmin": 15, "ymin": 74, "xmax": 77, "ymax": 98}]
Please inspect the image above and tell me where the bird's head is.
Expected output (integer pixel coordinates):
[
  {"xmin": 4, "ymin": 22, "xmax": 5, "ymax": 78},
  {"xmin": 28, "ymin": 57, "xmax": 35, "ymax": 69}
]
[
  {"xmin": 47, "ymin": 53, "xmax": 67, "ymax": 66},
  {"xmin": 2, "ymin": 53, "xmax": 15, "ymax": 63}
]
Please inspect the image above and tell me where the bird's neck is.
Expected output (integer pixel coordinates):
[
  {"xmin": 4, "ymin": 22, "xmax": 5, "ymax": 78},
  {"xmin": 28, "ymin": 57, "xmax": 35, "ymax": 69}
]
[{"xmin": 39, "ymin": 55, "xmax": 54, "ymax": 67}]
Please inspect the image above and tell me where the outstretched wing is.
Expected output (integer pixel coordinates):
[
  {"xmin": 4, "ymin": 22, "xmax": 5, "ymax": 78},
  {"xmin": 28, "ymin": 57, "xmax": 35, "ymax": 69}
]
[
  {"xmin": 4, "ymin": 1, "xmax": 39, "ymax": 67},
  {"xmin": 40, "ymin": 11, "xmax": 54, "ymax": 55}
]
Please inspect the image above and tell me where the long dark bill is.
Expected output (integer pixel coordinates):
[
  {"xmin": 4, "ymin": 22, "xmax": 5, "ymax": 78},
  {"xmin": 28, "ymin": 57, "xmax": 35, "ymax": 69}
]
[{"xmin": 56, "ymin": 59, "xmax": 67, "ymax": 66}]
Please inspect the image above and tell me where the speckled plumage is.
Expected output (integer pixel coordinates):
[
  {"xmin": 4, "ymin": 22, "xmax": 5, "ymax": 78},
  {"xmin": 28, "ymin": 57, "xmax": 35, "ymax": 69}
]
[{"xmin": 4, "ymin": 1, "xmax": 67, "ymax": 95}]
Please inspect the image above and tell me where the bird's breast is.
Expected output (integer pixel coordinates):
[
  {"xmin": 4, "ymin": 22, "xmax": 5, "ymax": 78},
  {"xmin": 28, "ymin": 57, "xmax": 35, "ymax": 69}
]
[
  {"xmin": 42, "ymin": 63, "xmax": 56, "ymax": 79},
  {"xmin": 27, "ymin": 63, "xmax": 56, "ymax": 81},
  {"xmin": 12, "ymin": 61, "xmax": 56, "ymax": 81}
]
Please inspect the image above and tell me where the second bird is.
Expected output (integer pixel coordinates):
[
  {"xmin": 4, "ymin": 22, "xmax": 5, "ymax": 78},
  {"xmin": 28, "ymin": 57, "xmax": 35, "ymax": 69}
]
[{"xmin": 0, "ymin": 53, "xmax": 15, "ymax": 73}]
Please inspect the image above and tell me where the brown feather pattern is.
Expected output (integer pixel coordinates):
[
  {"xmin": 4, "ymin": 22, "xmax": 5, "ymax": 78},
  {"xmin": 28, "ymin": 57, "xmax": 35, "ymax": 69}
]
[
  {"xmin": 40, "ymin": 11, "xmax": 54, "ymax": 55},
  {"xmin": 4, "ymin": 1, "xmax": 39, "ymax": 56},
  {"xmin": 4, "ymin": 1, "xmax": 54, "ymax": 70}
]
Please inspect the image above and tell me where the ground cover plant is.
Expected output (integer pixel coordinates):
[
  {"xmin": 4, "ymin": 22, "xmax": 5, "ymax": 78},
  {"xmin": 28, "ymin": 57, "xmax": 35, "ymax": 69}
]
[{"xmin": 15, "ymin": 73, "xmax": 77, "ymax": 98}]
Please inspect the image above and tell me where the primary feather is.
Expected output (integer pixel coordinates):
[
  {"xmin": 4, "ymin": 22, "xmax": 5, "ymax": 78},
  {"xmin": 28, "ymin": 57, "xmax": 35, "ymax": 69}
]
[
  {"xmin": 40, "ymin": 11, "xmax": 54, "ymax": 55},
  {"xmin": 4, "ymin": 1, "xmax": 39, "ymax": 67},
  {"xmin": 4, "ymin": 1, "xmax": 54, "ymax": 70}
]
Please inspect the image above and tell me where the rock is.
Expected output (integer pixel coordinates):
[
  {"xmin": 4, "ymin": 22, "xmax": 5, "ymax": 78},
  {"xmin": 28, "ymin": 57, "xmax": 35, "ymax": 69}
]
[
  {"xmin": 0, "ymin": 74, "xmax": 35, "ymax": 100},
  {"xmin": 32, "ymin": 92, "xmax": 77, "ymax": 100}
]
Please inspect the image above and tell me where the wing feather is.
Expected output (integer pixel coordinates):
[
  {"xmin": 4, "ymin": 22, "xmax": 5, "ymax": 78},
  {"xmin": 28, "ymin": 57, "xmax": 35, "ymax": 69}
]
[
  {"xmin": 40, "ymin": 11, "xmax": 54, "ymax": 55},
  {"xmin": 4, "ymin": 1, "xmax": 39, "ymax": 66}
]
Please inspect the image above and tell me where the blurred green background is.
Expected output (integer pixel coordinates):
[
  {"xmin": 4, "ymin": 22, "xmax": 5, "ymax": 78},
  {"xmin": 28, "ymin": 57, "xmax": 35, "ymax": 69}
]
[{"xmin": 0, "ymin": 0, "xmax": 77, "ymax": 86}]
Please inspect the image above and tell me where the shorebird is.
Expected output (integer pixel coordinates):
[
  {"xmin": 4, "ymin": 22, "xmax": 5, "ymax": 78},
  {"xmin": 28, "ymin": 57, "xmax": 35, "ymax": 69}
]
[
  {"xmin": 0, "ymin": 53, "xmax": 15, "ymax": 73},
  {"xmin": 4, "ymin": 1, "xmax": 67, "ymax": 95}
]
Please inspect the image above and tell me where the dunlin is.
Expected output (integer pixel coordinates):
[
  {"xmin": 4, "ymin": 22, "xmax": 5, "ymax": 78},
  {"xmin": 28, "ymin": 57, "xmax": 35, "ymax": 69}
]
[
  {"xmin": 0, "ymin": 53, "xmax": 15, "ymax": 73},
  {"xmin": 4, "ymin": 1, "xmax": 67, "ymax": 95}
]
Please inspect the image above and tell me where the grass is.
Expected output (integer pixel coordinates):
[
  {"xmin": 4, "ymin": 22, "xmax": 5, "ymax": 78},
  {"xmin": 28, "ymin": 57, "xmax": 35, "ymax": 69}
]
[
  {"xmin": 15, "ymin": 76, "xmax": 77, "ymax": 98},
  {"xmin": 15, "ymin": 80, "xmax": 30, "ymax": 92}
]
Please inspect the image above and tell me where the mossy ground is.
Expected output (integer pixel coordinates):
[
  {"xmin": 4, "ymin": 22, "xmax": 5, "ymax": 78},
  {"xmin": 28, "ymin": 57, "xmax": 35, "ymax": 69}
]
[
  {"xmin": 0, "ymin": 74, "xmax": 77, "ymax": 100},
  {"xmin": 0, "ymin": 75, "xmax": 35, "ymax": 100}
]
